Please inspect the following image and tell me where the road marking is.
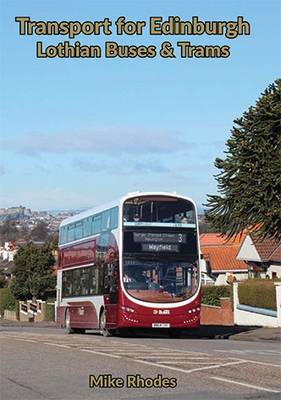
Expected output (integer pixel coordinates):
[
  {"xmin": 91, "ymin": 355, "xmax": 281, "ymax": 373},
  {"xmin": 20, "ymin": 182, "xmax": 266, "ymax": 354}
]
[
  {"xmin": 130, "ymin": 358, "xmax": 247, "ymax": 374},
  {"xmin": 216, "ymin": 349, "xmax": 281, "ymax": 356},
  {"xmin": 157, "ymin": 361, "xmax": 219, "ymax": 365},
  {"xmin": 43, "ymin": 343, "xmax": 71, "ymax": 348},
  {"xmin": 109, "ymin": 341, "xmax": 148, "ymax": 347},
  {"xmin": 94, "ymin": 346, "xmax": 149, "ymax": 351},
  {"xmin": 80, "ymin": 349, "xmax": 121, "ymax": 359},
  {"xmin": 13, "ymin": 338, "xmax": 38, "ymax": 343},
  {"xmin": 158, "ymin": 346, "xmax": 210, "ymax": 356},
  {"xmin": 215, "ymin": 350, "xmax": 245, "ymax": 354},
  {"xmin": 211, "ymin": 377, "xmax": 280, "ymax": 394},
  {"xmin": 102, "ymin": 350, "xmax": 170, "ymax": 355},
  {"xmin": 233, "ymin": 358, "xmax": 281, "ymax": 368}
]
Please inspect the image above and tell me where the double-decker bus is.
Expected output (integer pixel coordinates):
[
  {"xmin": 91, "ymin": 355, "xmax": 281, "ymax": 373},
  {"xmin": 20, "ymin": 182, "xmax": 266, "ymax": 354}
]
[{"xmin": 56, "ymin": 192, "xmax": 201, "ymax": 336}]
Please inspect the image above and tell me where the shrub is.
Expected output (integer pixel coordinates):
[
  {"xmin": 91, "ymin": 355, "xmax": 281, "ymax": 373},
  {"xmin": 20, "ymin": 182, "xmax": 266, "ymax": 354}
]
[
  {"xmin": 45, "ymin": 302, "xmax": 55, "ymax": 321},
  {"xmin": 0, "ymin": 287, "xmax": 17, "ymax": 316},
  {"xmin": 238, "ymin": 280, "xmax": 276, "ymax": 310},
  {"xmin": 201, "ymin": 285, "xmax": 231, "ymax": 306}
]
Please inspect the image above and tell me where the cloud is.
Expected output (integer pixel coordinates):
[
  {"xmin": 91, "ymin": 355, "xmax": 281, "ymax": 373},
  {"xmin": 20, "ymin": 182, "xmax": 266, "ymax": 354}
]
[
  {"xmin": 73, "ymin": 158, "xmax": 170, "ymax": 175},
  {"xmin": 0, "ymin": 165, "xmax": 5, "ymax": 176},
  {"xmin": 2, "ymin": 127, "xmax": 190, "ymax": 156}
]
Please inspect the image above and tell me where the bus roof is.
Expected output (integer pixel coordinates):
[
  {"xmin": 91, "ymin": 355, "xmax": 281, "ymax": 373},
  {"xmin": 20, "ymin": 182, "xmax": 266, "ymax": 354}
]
[
  {"xmin": 59, "ymin": 191, "xmax": 196, "ymax": 228},
  {"xmin": 60, "ymin": 199, "xmax": 119, "ymax": 227}
]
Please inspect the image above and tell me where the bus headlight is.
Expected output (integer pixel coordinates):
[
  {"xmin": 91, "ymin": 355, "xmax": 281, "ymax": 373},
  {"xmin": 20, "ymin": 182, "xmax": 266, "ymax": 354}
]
[{"xmin": 188, "ymin": 308, "xmax": 200, "ymax": 314}]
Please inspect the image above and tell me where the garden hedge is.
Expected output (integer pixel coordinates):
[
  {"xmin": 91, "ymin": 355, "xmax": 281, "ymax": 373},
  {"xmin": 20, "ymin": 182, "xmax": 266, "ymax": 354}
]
[
  {"xmin": 0, "ymin": 287, "xmax": 17, "ymax": 316},
  {"xmin": 201, "ymin": 285, "xmax": 231, "ymax": 306},
  {"xmin": 238, "ymin": 280, "xmax": 276, "ymax": 310}
]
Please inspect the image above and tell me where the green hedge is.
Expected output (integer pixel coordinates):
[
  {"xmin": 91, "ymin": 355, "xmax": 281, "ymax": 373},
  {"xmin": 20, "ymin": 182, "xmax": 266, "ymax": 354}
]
[
  {"xmin": 0, "ymin": 287, "xmax": 17, "ymax": 316},
  {"xmin": 201, "ymin": 285, "xmax": 231, "ymax": 306},
  {"xmin": 45, "ymin": 303, "xmax": 55, "ymax": 321},
  {"xmin": 238, "ymin": 280, "xmax": 276, "ymax": 310}
]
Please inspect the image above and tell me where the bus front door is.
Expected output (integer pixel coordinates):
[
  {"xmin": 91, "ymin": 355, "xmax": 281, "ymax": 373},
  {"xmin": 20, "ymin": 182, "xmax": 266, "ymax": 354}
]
[{"xmin": 104, "ymin": 263, "xmax": 118, "ymax": 328}]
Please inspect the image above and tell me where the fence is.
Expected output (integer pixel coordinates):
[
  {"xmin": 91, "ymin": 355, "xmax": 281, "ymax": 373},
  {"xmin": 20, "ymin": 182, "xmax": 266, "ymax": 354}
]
[
  {"xmin": 2, "ymin": 300, "xmax": 56, "ymax": 322},
  {"xmin": 233, "ymin": 282, "xmax": 281, "ymax": 327}
]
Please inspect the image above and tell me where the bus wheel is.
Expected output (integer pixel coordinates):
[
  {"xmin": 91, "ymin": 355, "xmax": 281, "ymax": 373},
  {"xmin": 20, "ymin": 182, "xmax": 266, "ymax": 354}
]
[{"xmin": 99, "ymin": 310, "xmax": 111, "ymax": 337}]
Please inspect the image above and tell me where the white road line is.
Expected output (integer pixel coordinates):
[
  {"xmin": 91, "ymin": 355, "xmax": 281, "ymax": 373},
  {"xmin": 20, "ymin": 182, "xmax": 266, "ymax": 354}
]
[
  {"xmin": 157, "ymin": 361, "xmax": 220, "ymax": 365},
  {"xmin": 135, "ymin": 357, "xmax": 191, "ymax": 360},
  {"xmin": 265, "ymin": 350, "xmax": 281, "ymax": 354},
  {"xmin": 14, "ymin": 338, "xmax": 38, "ymax": 343},
  {"xmin": 158, "ymin": 346, "xmax": 210, "ymax": 356},
  {"xmin": 216, "ymin": 349, "xmax": 281, "ymax": 356},
  {"xmin": 211, "ymin": 377, "xmax": 280, "ymax": 394},
  {"xmin": 215, "ymin": 350, "xmax": 245, "ymax": 354},
  {"xmin": 80, "ymin": 349, "xmax": 121, "ymax": 359},
  {"xmin": 102, "ymin": 351, "xmax": 170, "ymax": 355},
  {"xmin": 131, "ymin": 358, "xmax": 247, "ymax": 374},
  {"xmin": 43, "ymin": 343, "xmax": 71, "ymax": 348},
  {"xmin": 93, "ymin": 346, "xmax": 148, "ymax": 350},
  {"xmin": 232, "ymin": 358, "xmax": 281, "ymax": 368},
  {"xmin": 109, "ymin": 341, "xmax": 148, "ymax": 347}
]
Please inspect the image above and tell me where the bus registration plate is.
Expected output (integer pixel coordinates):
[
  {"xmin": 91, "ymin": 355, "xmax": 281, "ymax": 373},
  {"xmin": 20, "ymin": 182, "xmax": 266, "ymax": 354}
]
[{"xmin": 152, "ymin": 323, "xmax": 170, "ymax": 328}]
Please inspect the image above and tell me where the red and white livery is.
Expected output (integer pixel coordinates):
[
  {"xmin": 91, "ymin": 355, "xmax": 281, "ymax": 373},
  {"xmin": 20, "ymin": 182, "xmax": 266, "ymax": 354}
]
[{"xmin": 56, "ymin": 192, "xmax": 201, "ymax": 335}]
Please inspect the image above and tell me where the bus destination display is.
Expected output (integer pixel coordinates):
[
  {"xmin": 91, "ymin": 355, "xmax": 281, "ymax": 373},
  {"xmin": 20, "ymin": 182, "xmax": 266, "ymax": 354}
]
[
  {"xmin": 142, "ymin": 243, "xmax": 179, "ymax": 252},
  {"xmin": 133, "ymin": 232, "xmax": 186, "ymax": 244}
]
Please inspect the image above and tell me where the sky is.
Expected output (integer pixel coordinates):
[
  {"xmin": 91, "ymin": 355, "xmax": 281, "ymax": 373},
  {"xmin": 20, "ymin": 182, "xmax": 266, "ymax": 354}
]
[{"xmin": 0, "ymin": 0, "xmax": 280, "ymax": 211}]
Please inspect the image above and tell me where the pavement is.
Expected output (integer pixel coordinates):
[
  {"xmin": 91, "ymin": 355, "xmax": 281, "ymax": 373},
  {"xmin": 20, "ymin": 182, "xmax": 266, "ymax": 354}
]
[
  {"xmin": 229, "ymin": 326, "xmax": 281, "ymax": 342},
  {"xmin": 1, "ymin": 318, "xmax": 280, "ymax": 342}
]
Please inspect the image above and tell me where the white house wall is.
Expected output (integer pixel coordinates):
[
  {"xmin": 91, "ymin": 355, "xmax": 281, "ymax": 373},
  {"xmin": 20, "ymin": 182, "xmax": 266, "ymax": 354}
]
[
  {"xmin": 237, "ymin": 235, "xmax": 261, "ymax": 262},
  {"xmin": 268, "ymin": 264, "xmax": 281, "ymax": 278},
  {"xmin": 215, "ymin": 272, "xmax": 248, "ymax": 286}
]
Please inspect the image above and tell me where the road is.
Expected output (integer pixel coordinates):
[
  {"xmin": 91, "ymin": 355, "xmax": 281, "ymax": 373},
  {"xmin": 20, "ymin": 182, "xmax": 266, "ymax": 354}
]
[{"xmin": 0, "ymin": 326, "xmax": 280, "ymax": 400}]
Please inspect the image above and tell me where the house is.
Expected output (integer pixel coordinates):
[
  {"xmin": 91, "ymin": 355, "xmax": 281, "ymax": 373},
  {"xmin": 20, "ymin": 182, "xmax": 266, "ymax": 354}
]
[
  {"xmin": 1, "ymin": 242, "xmax": 18, "ymax": 262},
  {"xmin": 237, "ymin": 235, "xmax": 281, "ymax": 279},
  {"xmin": 200, "ymin": 233, "xmax": 248, "ymax": 285}
]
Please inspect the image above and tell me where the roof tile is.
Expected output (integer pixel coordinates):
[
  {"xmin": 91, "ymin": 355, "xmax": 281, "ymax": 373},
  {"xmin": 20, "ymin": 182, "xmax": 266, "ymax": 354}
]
[
  {"xmin": 201, "ymin": 245, "xmax": 248, "ymax": 272},
  {"xmin": 251, "ymin": 236, "xmax": 281, "ymax": 261}
]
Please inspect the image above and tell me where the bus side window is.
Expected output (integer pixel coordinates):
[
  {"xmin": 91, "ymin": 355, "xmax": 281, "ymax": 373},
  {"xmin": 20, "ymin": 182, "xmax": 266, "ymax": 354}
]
[
  {"xmin": 92, "ymin": 214, "xmax": 102, "ymax": 235},
  {"xmin": 62, "ymin": 270, "xmax": 73, "ymax": 297},
  {"xmin": 88, "ymin": 266, "xmax": 97, "ymax": 295},
  {"xmin": 83, "ymin": 218, "xmax": 91, "ymax": 238},
  {"xmin": 110, "ymin": 207, "xmax": 118, "ymax": 229},
  {"xmin": 59, "ymin": 226, "xmax": 67, "ymax": 244},
  {"xmin": 75, "ymin": 222, "xmax": 83, "ymax": 240},
  {"xmin": 101, "ymin": 210, "xmax": 110, "ymax": 232},
  {"xmin": 80, "ymin": 268, "xmax": 90, "ymax": 295},
  {"xmin": 72, "ymin": 269, "xmax": 82, "ymax": 296},
  {"xmin": 67, "ymin": 224, "xmax": 75, "ymax": 242}
]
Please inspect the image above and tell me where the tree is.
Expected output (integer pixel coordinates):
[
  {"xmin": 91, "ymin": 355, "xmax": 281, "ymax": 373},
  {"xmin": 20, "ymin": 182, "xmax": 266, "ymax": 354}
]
[
  {"xmin": 30, "ymin": 221, "xmax": 49, "ymax": 241},
  {"xmin": 10, "ymin": 242, "xmax": 56, "ymax": 301},
  {"xmin": 205, "ymin": 79, "xmax": 281, "ymax": 240}
]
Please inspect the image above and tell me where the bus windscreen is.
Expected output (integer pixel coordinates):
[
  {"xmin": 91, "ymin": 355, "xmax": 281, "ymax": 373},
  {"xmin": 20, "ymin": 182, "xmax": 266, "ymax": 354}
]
[{"xmin": 122, "ymin": 195, "xmax": 199, "ymax": 303}]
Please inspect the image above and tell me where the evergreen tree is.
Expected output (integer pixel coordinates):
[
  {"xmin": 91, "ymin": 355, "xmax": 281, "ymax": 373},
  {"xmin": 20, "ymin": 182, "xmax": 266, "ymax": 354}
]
[
  {"xmin": 205, "ymin": 79, "xmax": 281, "ymax": 239},
  {"xmin": 11, "ymin": 242, "xmax": 56, "ymax": 301}
]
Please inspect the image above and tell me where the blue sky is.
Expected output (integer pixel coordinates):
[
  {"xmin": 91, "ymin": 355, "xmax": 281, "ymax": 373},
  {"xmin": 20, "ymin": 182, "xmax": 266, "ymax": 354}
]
[{"xmin": 0, "ymin": 0, "xmax": 280, "ymax": 210}]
